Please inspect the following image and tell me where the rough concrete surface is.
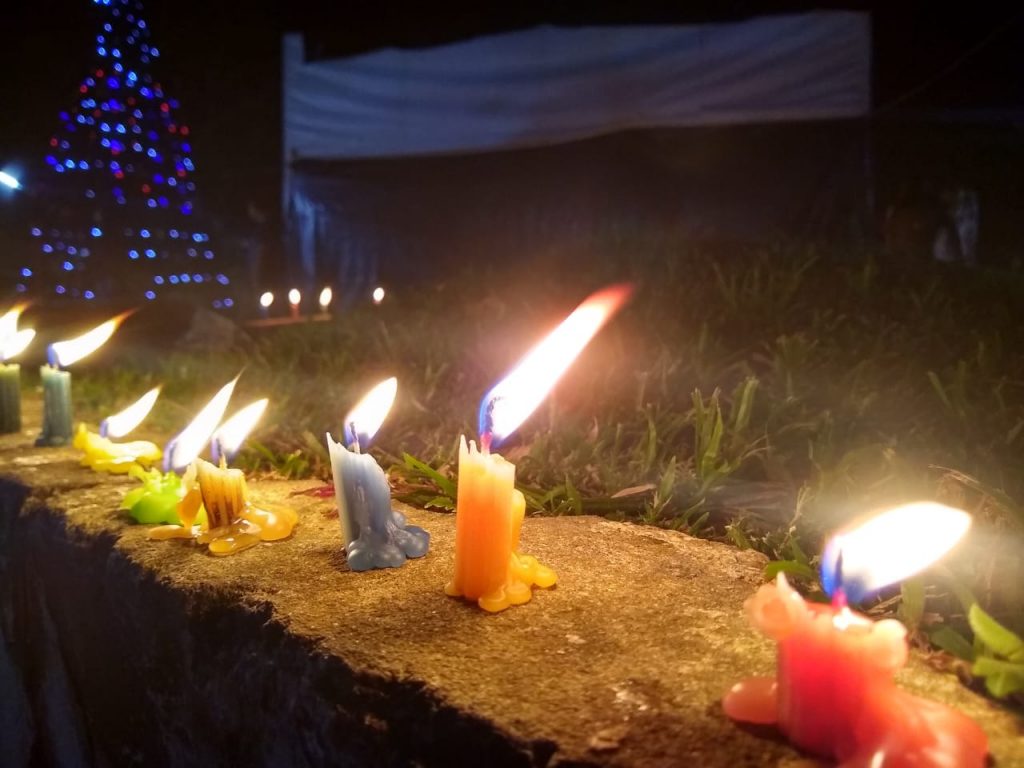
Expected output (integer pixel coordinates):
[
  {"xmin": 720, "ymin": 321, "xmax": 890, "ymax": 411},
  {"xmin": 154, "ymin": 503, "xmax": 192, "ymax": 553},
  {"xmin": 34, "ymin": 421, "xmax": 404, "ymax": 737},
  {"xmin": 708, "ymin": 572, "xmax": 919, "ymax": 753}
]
[{"xmin": 0, "ymin": 411, "xmax": 1021, "ymax": 767}]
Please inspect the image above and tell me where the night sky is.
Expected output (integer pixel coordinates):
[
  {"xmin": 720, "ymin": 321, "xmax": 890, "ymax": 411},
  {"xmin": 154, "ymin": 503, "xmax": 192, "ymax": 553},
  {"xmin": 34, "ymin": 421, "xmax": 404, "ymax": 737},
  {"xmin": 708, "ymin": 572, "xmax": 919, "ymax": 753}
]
[{"xmin": 3, "ymin": 1, "xmax": 1022, "ymax": 231}]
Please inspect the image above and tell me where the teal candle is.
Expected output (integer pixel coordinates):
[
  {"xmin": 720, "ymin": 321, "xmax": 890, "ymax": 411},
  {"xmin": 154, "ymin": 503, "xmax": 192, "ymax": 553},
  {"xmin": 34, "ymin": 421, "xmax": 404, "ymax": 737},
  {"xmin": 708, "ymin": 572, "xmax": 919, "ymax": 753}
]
[
  {"xmin": 37, "ymin": 365, "xmax": 73, "ymax": 446},
  {"xmin": 0, "ymin": 363, "xmax": 20, "ymax": 434}
]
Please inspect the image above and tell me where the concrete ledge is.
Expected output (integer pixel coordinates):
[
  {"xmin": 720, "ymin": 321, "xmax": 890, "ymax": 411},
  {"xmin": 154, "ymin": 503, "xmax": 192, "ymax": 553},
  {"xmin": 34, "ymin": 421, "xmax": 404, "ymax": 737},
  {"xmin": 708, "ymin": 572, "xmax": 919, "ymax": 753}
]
[{"xmin": 1, "ymin": 427, "xmax": 1021, "ymax": 767}]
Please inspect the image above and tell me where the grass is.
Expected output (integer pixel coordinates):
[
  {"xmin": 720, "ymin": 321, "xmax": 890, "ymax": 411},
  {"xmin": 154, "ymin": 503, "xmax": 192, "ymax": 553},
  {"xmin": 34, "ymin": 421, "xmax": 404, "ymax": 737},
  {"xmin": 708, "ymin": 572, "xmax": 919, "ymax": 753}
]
[{"xmin": 66, "ymin": 239, "xmax": 1024, "ymax": 704}]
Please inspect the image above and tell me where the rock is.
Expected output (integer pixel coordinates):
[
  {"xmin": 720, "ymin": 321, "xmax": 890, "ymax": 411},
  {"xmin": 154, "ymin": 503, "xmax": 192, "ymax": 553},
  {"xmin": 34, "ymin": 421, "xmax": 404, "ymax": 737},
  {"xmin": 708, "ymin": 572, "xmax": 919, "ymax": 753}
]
[{"xmin": 0, "ymin": 419, "xmax": 1021, "ymax": 767}]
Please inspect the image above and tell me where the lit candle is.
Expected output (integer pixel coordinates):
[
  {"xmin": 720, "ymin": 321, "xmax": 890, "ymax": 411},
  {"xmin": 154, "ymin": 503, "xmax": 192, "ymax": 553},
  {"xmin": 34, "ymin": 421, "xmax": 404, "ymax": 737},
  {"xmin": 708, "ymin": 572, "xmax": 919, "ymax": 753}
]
[
  {"xmin": 372, "ymin": 286, "xmax": 385, "ymax": 305},
  {"xmin": 74, "ymin": 386, "xmax": 161, "ymax": 472},
  {"xmin": 125, "ymin": 377, "xmax": 237, "ymax": 525},
  {"xmin": 150, "ymin": 397, "xmax": 297, "ymax": 555},
  {"xmin": 723, "ymin": 502, "xmax": 988, "ymax": 767},
  {"xmin": 288, "ymin": 288, "xmax": 301, "ymax": 320},
  {"xmin": 0, "ymin": 325, "xmax": 36, "ymax": 434},
  {"xmin": 37, "ymin": 313, "xmax": 127, "ymax": 446},
  {"xmin": 318, "ymin": 286, "xmax": 332, "ymax": 316},
  {"xmin": 326, "ymin": 377, "xmax": 429, "ymax": 571},
  {"xmin": 259, "ymin": 291, "xmax": 274, "ymax": 319},
  {"xmin": 446, "ymin": 284, "xmax": 631, "ymax": 612}
]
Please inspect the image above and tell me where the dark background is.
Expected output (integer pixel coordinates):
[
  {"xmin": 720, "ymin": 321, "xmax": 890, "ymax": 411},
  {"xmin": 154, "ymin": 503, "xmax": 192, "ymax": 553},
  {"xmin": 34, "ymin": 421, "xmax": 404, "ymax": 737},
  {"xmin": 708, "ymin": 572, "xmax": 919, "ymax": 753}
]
[{"xmin": 2, "ymin": 1, "xmax": 1022, "ymax": 281}]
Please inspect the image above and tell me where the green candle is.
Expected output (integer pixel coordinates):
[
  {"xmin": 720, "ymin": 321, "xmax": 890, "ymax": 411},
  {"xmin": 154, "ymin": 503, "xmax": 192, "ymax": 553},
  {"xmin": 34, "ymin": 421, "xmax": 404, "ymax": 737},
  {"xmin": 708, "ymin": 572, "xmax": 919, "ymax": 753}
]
[
  {"xmin": 37, "ymin": 364, "xmax": 73, "ymax": 446},
  {"xmin": 0, "ymin": 363, "xmax": 20, "ymax": 434}
]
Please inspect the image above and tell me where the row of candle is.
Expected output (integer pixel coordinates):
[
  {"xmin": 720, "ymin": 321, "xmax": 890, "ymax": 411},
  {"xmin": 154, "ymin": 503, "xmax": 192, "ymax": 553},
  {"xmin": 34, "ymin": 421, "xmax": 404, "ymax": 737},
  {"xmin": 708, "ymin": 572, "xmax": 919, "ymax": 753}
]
[
  {"xmin": 257, "ymin": 285, "xmax": 386, "ymax": 320},
  {"xmin": 3, "ymin": 290, "xmax": 989, "ymax": 766}
]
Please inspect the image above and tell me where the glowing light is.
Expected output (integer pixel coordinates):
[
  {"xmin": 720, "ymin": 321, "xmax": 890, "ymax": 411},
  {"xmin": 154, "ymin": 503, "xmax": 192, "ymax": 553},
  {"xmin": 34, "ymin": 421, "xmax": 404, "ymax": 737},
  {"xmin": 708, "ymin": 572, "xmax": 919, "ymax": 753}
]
[
  {"xmin": 288, "ymin": 289, "xmax": 300, "ymax": 306},
  {"xmin": 259, "ymin": 291, "xmax": 274, "ymax": 309},
  {"xmin": 0, "ymin": 171, "xmax": 21, "ymax": 190},
  {"xmin": 318, "ymin": 287, "xmax": 332, "ymax": 309},
  {"xmin": 0, "ymin": 306, "xmax": 26, "ymax": 341},
  {"xmin": 372, "ymin": 286, "xmax": 385, "ymax": 304},
  {"xmin": 820, "ymin": 502, "xmax": 973, "ymax": 602},
  {"xmin": 342, "ymin": 377, "xmax": 397, "ymax": 450},
  {"xmin": 163, "ymin": 377, "xmax": 238, "ymax": 472},
  {"xmin": 479, "ymin": 284, "xmax": 632, "ymax": 446},
  {"xmin": 1, "ymin": 329, "xmax": 35, "ymax": 362},
  {"xmin": 49, "ymin": 312, "xmax": 130, "ymax": 368},
  {"xmin": 100, "ymin": 386, "xmax": 160, "ymax": 438},
  {"xmin": 210, "ymin": 398, "xmax": 269, "ymax": 463}
]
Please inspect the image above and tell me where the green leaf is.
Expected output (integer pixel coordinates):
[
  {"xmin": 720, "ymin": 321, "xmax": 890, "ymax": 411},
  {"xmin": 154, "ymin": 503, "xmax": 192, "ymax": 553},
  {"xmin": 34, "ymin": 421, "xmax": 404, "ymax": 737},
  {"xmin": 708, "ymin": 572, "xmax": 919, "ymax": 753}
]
[
  {"xmin": 968, "ymin": 604, "xmax": 1024, "ymax": 660},
  {"xmin": 764, "ymin": 560, "xmax": 815, "ymax": 582},
  {"xmin": 402, "ymin": 452, "xmax": 456, "ymax": 498},
  {"xmin": 565, "ymin": 474, "xmax": 583, "ymax": 515},
  {"xmin": 422, "ymin": 496, "xmax": 455, "ymax": 511},
  {"xmin": 928, "ymin": 626, "xmax": 976, "ymax": 661},
  {"xmin": 899, "ymin": 577, "xmax": 926, "ymax": 630},
  {"xmin": 971, "ymin": 656, "xmax": 1024, "ymax": 698}
]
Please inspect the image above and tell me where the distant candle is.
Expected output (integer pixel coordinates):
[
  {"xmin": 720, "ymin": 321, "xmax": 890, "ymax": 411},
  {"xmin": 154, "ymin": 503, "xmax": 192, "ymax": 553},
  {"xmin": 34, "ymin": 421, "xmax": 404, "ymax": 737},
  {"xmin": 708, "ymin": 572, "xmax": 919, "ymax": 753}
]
[
  {"xmin": 318, "ymin": 286, "xmax": 332, "ymax": 314},
  {"xmin": 259, "ymin": 291, "xmax": 274, "ymax": 318},
  {"xmin": 37, "ymin": 314, "xmax": 127, "ymax": 446},
  {"xmin": 446, "ymin": 284, "xmax": 631, "ymax": 612},
  {"xmin": 723, "ymin": 502, "xmax": 988, "ymax": 767},
  {"xmin": 0, "ymin": 326, "xmax": 35, "ymax": 434},
  {"xmin": 372, "ymin": 286, "xmax": 385, "ymax": 305},
  {"xmin": 76, "ymin": 387, "xmax": 162, "ymax": 473},
  {"xmin": 326, "ymin": 377, "xmax": 429, "ymax": 571},
  {"xmin": 288, "ymin": 288, "xmax": 301, "ymax": 319}
]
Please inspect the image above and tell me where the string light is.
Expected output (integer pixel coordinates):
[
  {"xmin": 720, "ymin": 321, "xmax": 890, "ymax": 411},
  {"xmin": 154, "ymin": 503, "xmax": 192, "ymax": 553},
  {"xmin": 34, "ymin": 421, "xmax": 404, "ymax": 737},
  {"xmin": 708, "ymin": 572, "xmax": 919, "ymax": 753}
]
[{"xmin": 22, "ymin": 0, "xmax": 234, "ymax": 307}]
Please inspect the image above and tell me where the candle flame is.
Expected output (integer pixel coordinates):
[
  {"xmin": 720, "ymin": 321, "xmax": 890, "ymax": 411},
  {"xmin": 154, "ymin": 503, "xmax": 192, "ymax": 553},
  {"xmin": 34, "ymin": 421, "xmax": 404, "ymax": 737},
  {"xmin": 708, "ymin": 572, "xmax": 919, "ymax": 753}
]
[
  {"xmin": 319, "ymin": 287, "xmax": 333, "ymax": 309},
  {"xmin": 259, "ymin": 291, "xmax": 274, "ymax": 308},
  {"xmin": 102, "ymin": 386, "xmax": 160, "ymax": 438},
  {"xmin": 0, "ymin": 305, "xmax": 26, "ymax": 342},
  {"xmin": 163, "ymin": 376, "xmax": 238, "ymax": 472},
  {"xmin": 1, "ymin": 328, "xmax": 35, "ymax": 362},
  {"xmin": 342, "ymin": 377, "xmax": 397, "ymax": 449},
  {"xmin": 372, "ymin": 286, "xmax": 385, "ymax": 304},
  {"xmin": 479, "ymin": 284, "xmax": 632, "ymax": 446},
  {"xmin": 820, "ymin": 502, "xmax": 972, "ymax": 603},
  {"xmin": 288, "ymin": 289, "xmax": 301, "ymax": 306},
  {"xmin": 49, "ymin": 312, "xmax": 130, "ymax": 367},
  {"xmin": 212, "ymin": 398, "xmax": 269, "ymax": 460}
]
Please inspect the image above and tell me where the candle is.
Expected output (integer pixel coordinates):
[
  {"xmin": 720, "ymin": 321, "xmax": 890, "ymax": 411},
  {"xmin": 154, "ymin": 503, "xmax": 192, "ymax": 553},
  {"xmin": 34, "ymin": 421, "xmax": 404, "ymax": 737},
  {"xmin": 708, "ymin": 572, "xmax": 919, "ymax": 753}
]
[
  {"xmin": 446, "ymin": 284, "xmax": 631, "ymax": 612},
  {"xmin": 259, "ymin": 291, "xmax": 274, "ymax": 318},
  {"xmin": 326, "ymin": 377, "xmax": 429, "ymax": 571},
  {"xmin": 150, "ymin": 457, "xmax": 298, "ymax": 556},
  {"xmin": 149, "ymin": 395, "xmax": 297, "ymax": 555},
  {"xmin": 723, "ymin": 502, "xmax": 988, "ymax": 767},
  {"xmin": 125, "ymin": 377, "xmax": 237, "ymax": 524},
  {"xmin": 74, "ymin": 386, "xmax": 162, "ymax": 473},
  {"xmin": 288, "ymin": 288, "xmax": 301, "ymax": 320},
  {"xmin": 37, "ymin": 313, "xmax": 127, "ymax": 446},
  {"xmin": 318, "ymin": 286, "xmax": 332, "ymax": 315},
  {"xmin": 0, "ymin": 327, "xmax": 35, "ymax": 434}
]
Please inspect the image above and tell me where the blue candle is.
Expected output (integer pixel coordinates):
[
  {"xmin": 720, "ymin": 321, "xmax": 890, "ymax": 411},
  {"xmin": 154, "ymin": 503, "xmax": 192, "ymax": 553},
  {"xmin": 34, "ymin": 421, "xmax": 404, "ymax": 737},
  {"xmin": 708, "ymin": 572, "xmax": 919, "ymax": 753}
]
[
  {"xmin": 325, "ymin": 377, "xmax": 429, "ymax": 571},
  {"xmin": 37, "ymin": 364, "xmax": 73, "ymax": 446},
  {"xmin": 0, "ymin": 364, "xmax": 21, "ymax": 434},
  {"xmin": 0, "ymin": 325, "xmax": 36, "ymax": 435},
  {"xmin": 327, "ymin": 434, "xmax": 429, "ymax": 571},
  {"xmin": 37, "ymin": 316, "xmax": 125, "ymax": 447}
]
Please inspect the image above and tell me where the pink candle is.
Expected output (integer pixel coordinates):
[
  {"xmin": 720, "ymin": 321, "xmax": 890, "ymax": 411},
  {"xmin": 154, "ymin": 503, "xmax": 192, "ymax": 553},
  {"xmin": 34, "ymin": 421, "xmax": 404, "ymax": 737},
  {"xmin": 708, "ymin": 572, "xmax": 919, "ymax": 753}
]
[{"xmin": 723, "ymin": 502, "xmax": 988, "ymax": 767}]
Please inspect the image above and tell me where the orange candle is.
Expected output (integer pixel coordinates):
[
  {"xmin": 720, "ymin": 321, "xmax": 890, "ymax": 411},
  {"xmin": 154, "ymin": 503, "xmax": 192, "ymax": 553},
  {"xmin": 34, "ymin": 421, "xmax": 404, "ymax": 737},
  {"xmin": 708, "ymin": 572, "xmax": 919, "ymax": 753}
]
[{"xmin": 446, "ymin": 284, "xmax": 631, "ymax": 612}]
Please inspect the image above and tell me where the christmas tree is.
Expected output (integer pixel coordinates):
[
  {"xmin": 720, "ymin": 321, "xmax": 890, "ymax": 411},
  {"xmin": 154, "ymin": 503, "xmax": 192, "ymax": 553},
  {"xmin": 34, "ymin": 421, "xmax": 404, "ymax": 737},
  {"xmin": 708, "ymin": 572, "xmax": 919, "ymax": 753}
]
[{"xmin": 17, "ymin": 0, "xmax": 234, "ymax": 308}]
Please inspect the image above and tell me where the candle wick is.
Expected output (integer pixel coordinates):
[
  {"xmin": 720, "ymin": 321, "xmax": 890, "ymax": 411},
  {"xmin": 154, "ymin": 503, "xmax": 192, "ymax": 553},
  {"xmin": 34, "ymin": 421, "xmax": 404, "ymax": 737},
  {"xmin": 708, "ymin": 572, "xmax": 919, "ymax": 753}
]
[
  {"xmin": 99, "ymin": 420, "xmax": 109, "ymax": 439},
  {"xmin": 348, "ymin": 422, "xmax": 361, "ymax": 454},
  {"xmin": 831, "ymin": 587, "xmax": 848, "ymax": 610},
  {"xmin": 219, "ymin": 453, "xmax": 228, "ymax": 470},
  {"xmin": 480, "ymin": 431, "xmax": 492, "ymax": 455}
]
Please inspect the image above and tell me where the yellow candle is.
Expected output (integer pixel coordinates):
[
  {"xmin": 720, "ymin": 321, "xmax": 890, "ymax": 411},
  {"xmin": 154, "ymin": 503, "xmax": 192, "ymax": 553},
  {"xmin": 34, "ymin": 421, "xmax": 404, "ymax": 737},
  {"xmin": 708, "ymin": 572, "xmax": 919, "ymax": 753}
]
[
  {"xmin": 446, "ymin": 437, "xmax": 556, "ymax": 612},
  {"xmin": 149, "ymin": 458, "xmax": 297, "ymax": 556},
  {"xmin": 74, "ymin": 424, "xmax": 162, "ymax": 473}
]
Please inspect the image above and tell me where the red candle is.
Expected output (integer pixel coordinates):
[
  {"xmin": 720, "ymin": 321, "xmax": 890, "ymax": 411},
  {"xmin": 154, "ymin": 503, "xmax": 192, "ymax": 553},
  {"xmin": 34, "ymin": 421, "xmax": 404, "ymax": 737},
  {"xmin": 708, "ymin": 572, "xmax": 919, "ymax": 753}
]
[{"xmin": 723, "ymin": 503, "xmax": 988, "ymax": 767}]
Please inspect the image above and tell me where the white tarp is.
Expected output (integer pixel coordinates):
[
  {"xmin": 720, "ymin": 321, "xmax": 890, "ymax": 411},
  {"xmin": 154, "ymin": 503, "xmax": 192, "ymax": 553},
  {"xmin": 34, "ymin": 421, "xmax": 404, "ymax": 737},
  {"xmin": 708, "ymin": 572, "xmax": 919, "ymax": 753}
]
[{"xmin": 283, "ymin": 12, "xmax": 870, "ymax": 161}]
